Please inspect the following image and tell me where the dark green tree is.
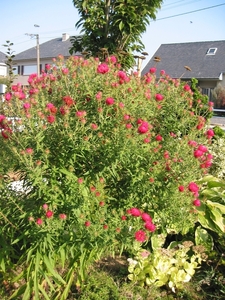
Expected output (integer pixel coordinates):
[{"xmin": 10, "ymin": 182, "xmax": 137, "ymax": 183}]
[{"xmin": 70, "ymin": 0, "xmax": 163, "ymax": 68}]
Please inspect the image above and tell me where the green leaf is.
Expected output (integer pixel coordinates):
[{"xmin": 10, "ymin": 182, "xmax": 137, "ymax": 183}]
[
  {"xmin": 195, "ymin": 226, "xmax": 213, "ymax": 252},
  {"xmin": 207, "ymin": 200, "xmax": 225, "ymax": 214},
  {"xmin": 119, "ymin": 21, "xmax": 124, "ymax": 31},
  {"xmin": 43, "ymin": 255, "xmax": 66, "ymax": 284}
]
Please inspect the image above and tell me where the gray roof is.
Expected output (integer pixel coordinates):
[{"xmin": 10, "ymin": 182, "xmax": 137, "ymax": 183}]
[
  {"xmin": 14, "ymin": 36, "xmax": 81, "ymax": 61},
  {"xmin": 142, "ymin": 40, "xmax": 225, "ymax": 80},
  {"xmin": 0, "ymin": 51, "xmax": 6, "ymax": 63}
]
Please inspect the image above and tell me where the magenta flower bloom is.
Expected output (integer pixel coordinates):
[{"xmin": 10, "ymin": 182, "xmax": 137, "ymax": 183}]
[
  {"xmin": 141, "ymin": 213, "xmax": 152, "ymax": 222},
  {"xmin": 188, "ymin": 182, "xmax": 199, "ymax": 193},
  {"xmin": 145, "ymin": 222, "xmax": 156, "ymax": 232},
  {"xmin": 47, "ymin": 115, "xmax": 55, "ymax": 123},
  {"xmin": 135, "ymin": 230, "xmax": 146, "ymax": 242},
  {"xmin": 62, "ymin": 68, "xmax": 69, "ymax": 75},
  {"xmin": 23, "ymin": 103, "xmax": 31, "ymax": 110},
  {"xmin": 194, "ymin": 149, "xmax": 204, "ymax": 158},
  {"xmin": 206, "ymin": 129, "xmax": 214, "ymax": 138},
  {"xmin": 155, "ymin": 94, "xmax": 164, "ymax": 101},
  {"xmin": 46, "ymin": 210, "xmax": 54, "ymax": 218},
  {"xmin": 155, "ymin": 135, "xmax": 163, "ymax": 141},
  {"xmin": 184, "ymin": 84, "xmax": 191, "ymax": 91},
  {"xmin": 128, "ymin": 208, "xmax": 141, "ymax": 217},
  {"xmin": 84, "ymin": 221, "xmax": 91, "ymax": 227},
  {"xmin": 36, "ymin": 218, "xmax": 43, "ymax": 225},
  {"xmin": 97, "ymin": 63, "xmax": 109, "ymax": 74},
  {"xmin": 25, "ymin": 148, "xmax": 33, "ymax": 155},
  {"xmin": 178, "ymin": 185, "xmax": 185, "ymax": 192},
  {"xmin": 59, "ymin": 213, "xmax": 67, "ymax": 220},
  {"xmin": 0, "ymin": 115, "xmax": 6, "ymax": 123},
  {"xmin": 138, "ymin": 124, "xmax": 148, "ymax": 134},
  {"xmin": 117, "ymin": 70, "xmax": 127, "ymax": 80},
  {"xmin": 149, "ymin": 67, "xmax": 156, "ymax": 74},
  {"xmin": 5, "ymin": 92, "xmax": 12, "ymax": 101},
  {"xmin": 193, "ymin": 199, "xmax": 201, "ymax": 206},
  {"xmin": 197, "ymin": 145, "xmax": 208, "ymax": 152},
  {"xmin": 42, "ymin": 204, "xmax": 48, "ymax": 210},
  {"xmin": 188, "ymin": 140, "xmax": 198, "ymax": 147},
  {"xmin": 105, "ymin": 55, "xmax": 117, "ymax": 64},
  {"xmin": 105, "ymin": 97, "xmax": 115, "ymax": 105}
]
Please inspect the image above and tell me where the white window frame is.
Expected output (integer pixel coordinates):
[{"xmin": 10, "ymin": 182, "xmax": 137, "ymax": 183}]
[{"xmin": 206, "ymin": 48, "xmax": 217, "ymax": 55}]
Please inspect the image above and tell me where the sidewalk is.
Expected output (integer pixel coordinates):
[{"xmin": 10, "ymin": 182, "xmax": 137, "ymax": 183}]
[{"xmin": 210, "ymin": 116, "xmax": 225, "ymax": 129}]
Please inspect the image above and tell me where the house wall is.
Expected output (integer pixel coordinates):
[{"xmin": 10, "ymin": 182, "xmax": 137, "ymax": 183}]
[
  {"xmin": 198, "ymin": 76, "xmax": 225, "ymax": 110},
  {"xmin": 12, "ymin": 58, "xmax": 69, "ymax": 86}
]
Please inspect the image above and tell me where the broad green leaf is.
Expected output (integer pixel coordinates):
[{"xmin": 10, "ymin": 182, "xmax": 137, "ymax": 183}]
[
  {"xmin": 207, "ymin": 200, "xmax": 225, "ymax": 214},
  {"xmin": 195, "ymin": 226, "xmax": 213, "ymax": 252},
  {"xmin": 151, "ymin": 234, "xmax": 166, "ymax": 251}
]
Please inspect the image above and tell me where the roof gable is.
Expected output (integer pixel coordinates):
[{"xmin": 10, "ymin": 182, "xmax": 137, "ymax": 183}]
[
  {"xmin": 14, "ymin": 35, "xmax": 81, "ymax": 61},
  {"xmin": 142, "ymin": 40, "xmax": 225, "ymax": 80}
]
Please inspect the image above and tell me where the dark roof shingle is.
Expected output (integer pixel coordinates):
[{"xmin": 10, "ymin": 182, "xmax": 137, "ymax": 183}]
[
  {"xmin": 14, "ymin": 36, "xmax": 80, "ymax": 61},
  {"xmin": 142, "ymin": 40, "xmax": 225, "ymax": 80}
]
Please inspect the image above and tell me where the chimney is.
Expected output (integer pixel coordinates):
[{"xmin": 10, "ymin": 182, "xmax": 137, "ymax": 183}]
[{"xmin": 62, "ymin": 33, "xmax": 70, "ymax": 42}]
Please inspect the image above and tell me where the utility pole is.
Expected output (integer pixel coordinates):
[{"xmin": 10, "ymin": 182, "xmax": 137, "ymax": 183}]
[{"xmin": 25, "ymin": 24, "xmax": 40, "ymax": 77}]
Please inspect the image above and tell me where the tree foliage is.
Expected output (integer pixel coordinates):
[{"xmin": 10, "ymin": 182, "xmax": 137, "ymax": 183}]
[{"xmin": 70, "ymin": 0, "xmax": 163, "ymax": 68}]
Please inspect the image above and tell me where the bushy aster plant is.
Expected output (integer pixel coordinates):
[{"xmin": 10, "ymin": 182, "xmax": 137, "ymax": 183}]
[{"xmin": 0, "ymin": 55, "xmax": 214, "ymax": 297}]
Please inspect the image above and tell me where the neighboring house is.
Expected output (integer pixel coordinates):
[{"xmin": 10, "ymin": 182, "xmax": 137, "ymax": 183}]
[
  {"xmin": 142, "ymin": 40, "xmax": 225, "ymax": 110},
  {"xmin": 13, "ymin": 33, "xmax": 81, "ymax": 86},
  {"xmin": 0, "ymin": 51, "xmax": 6, "ymax": 63},
  {"xmin": 0, "ymin": 51, "xmax": 7, "ymax": 94}
]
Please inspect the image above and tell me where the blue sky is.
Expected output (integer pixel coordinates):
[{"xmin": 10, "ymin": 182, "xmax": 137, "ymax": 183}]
[{"xmin": 1, "ymin": 0, "xmax": 225, "ymax": 69}]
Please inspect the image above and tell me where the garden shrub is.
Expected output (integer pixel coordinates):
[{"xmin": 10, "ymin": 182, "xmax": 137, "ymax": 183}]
[{"xmin": 0, "ymin": 55, "xmax": 214, "ymax": 298}]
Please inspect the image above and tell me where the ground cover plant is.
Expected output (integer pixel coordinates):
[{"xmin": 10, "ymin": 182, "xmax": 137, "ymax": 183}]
[{"xmin": 0, "ymin": 54, "xmax": 221, "ymax": 299}]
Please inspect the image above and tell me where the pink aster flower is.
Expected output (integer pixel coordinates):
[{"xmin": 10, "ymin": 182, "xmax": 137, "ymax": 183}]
[
  {"xmin": 59, "ymin": 213, "xmax": 67, "ymax": 220},
  {"xmin": 128, "ymin": 208, "xmax": 141, "ymax": 217},
  {"xmin": 62, "ymin": 68, "xmax": 69, "ymax": 75},
  {"xmin": 47, "ymin": 115, "xmax": 55, "ymax": 123},
  {"xmin": 42, "ymin": 204, "xmax": 48, "ymax": 210},
  {"xmin": 138, "ymin": 124, "xmax": 148, "ymax": 134},
  {"xmin": 141, "ymin": 212, "xmax": 152, "ymax": 222},
  {"xmin": 155, "ymin": 94, "xmax": 164, "ymax": 101},
  {"xmin": 197, "ymin": 145, "xmax": 208, "ymax": 152},
  {"xmin": 178, "ymin": 185, "xmax": 185, "ymax": 192},
  {"xmin": 194, "ymin": 149, "xmax": 204, "ymax": 158},
  {"xmin": 23, "ymin": 103, "xmax": 31, "ymax": 110},
  {"xmin": 155, "ymin": 135, "xmax": 163, "ymax": 141},
  {"xmin": 0, "ymin": 115, "xmax": 6, "ymax": 123},
  {"xmin": 193, "ymin": 199, "xmax": 201, "ymax": 206},
  {"xmin": 36, "ymin": 218, "xmax": 43, "ymax": 225},
  {"xmin": 46, "ymin": 210, "xmax": 53, "ymax": 218},
  {"xmin": 105, "ymin": 55, "xmax": 117, "ymax": 64},
  {"xmin": 97, "ymin": 63, "xmax": 109, "ymax": 74},
  {"xmin": 105, "ymin": 97, "xmax": 115, "ymax": 105},
  {"xmin": 84, "ymin": 221, "xmax": 91, "ymax": 227},
  {"xmin": 184, "ymin": 84, "xmax": 191, "ymax": 91},
  {"xmin": 149, "ymin": 67, "xmax": 157, "ymax": 74},
  {"xmin": 5, "ymin": 92, "xmax": 12, "ymax": 101},
  {"xmin": 206, "ymin": 129, "xmax": 214, "ymax": 138},
  {"xmin": 188, "ymin": 182, "xmax": 199, "ymax": 193},
  {"xmin": 134, "ymin": 230, "xmax": 146, "ymax": 242},
  {"xmin": 25, "ymin": 148, "xmax": 33, "ymax": 155},
  {"xmin": 145, "ymin": 222, "xmax": 156, "ymax": 232}
]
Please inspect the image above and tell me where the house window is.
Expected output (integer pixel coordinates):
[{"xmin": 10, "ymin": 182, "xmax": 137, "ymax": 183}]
[
  {"xmin": 23, "ymin": 65, "xmax": 38, "ymax": 75},
  {"xmin": 202, "ymin": 88, "xmax": 214, "ymax": 101},
  {"xmin": 206, "ymin": 48, "xmax": 217, "ymax": 55}
]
